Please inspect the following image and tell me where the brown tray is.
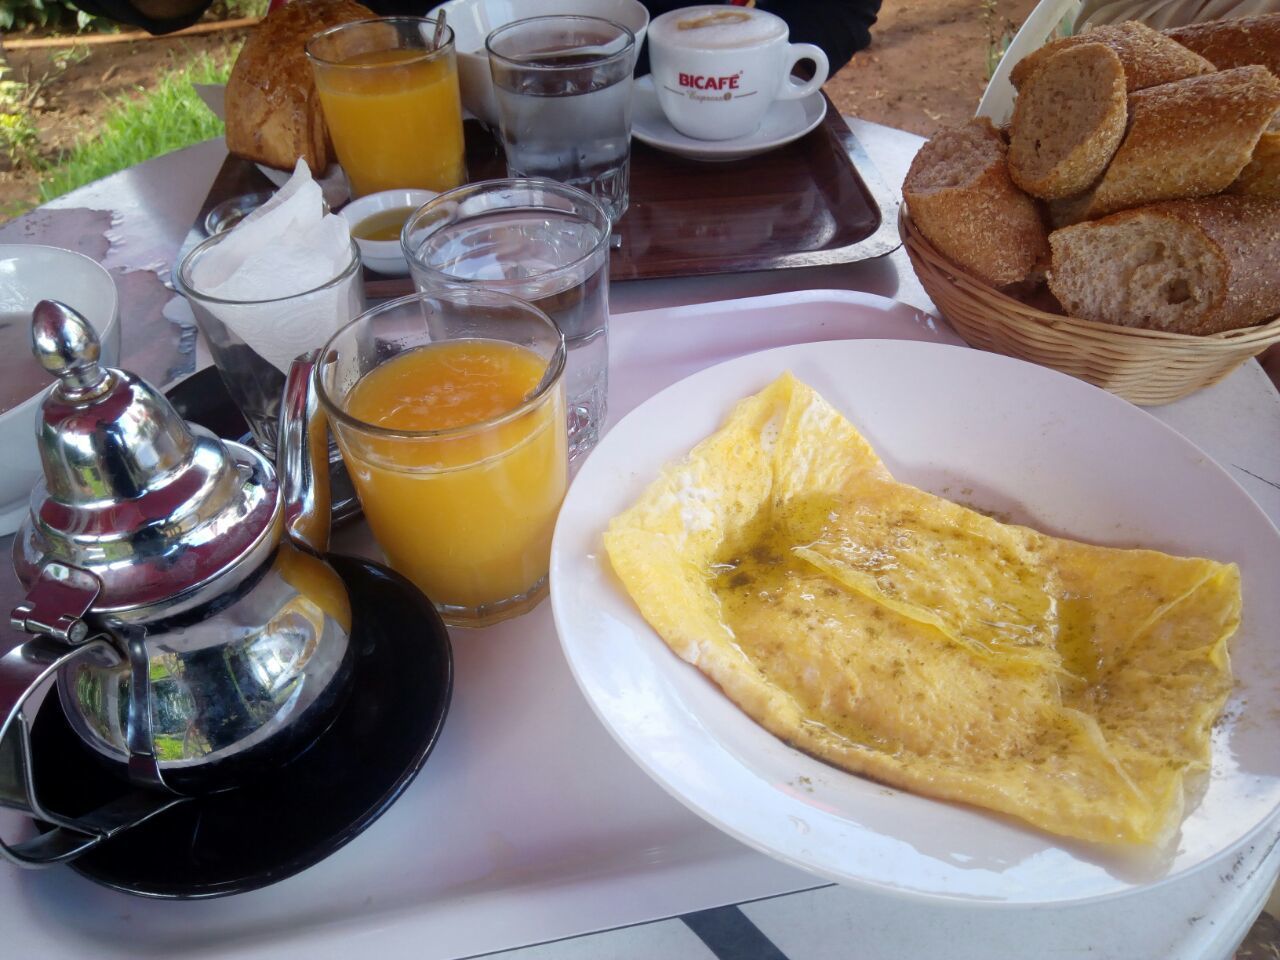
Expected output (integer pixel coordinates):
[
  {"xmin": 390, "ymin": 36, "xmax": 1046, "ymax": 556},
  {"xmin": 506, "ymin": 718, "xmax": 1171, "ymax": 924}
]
[{"xmin": 185, "ymin": 96, "xmax": 899, "ymax": 289}]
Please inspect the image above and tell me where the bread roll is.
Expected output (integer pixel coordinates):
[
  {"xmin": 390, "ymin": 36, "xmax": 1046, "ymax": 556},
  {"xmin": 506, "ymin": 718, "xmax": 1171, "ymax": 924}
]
[
  {"xmin": 225, "ymin": 0, "xmax": 375, "ymax": 172},
  {"xmin": 1047, "ymin": 195, "xmax": 1280, "ymax": 335},
  {"xmin": 1166, "ymin": 13, "xmax": 1280, "ymax": 77},
  {"xmin": 1230, "ymin": 131, "xmax": 1280, "ymax": 199},
  {"xmin": 1008, "ymin": 44, "xmax": 1128, "ymax": 199},
  {"xmin": 904, "ymin": 119, "xmax": 1049, "ymax": 287},
  {"xmin": 1010, "ymin": 21, "xmax": 1214, "ymax": 93},
  {"xmin": 1058, "ymin": 66, "xmax": 1280, "ymax": 222}
]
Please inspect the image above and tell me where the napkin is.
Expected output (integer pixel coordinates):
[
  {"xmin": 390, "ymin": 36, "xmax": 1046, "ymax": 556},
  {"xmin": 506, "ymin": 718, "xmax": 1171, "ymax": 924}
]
[{"xmin": 188, "ymin": 159, "xmax": 358, "ymax": 373}]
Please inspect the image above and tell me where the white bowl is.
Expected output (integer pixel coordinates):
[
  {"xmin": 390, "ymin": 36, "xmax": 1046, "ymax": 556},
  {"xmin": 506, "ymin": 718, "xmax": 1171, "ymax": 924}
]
[
  {"xmin": 0, "ymin": 244, "xmax": 121, "ymax": 536},
  {"xmin": 432, "ymin": 0, "xmax": 650, "ymax": 127},
  {"xmin": 339, "ymin": 189, "xmax": 438, "ymax": 277}
]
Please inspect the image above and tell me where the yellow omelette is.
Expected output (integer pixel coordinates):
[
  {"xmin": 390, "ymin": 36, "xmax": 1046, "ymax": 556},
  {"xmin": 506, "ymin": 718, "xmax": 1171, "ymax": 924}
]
[{"xmin": 604, "ymin": 374, "xmax": 1239, "ymax": 846}]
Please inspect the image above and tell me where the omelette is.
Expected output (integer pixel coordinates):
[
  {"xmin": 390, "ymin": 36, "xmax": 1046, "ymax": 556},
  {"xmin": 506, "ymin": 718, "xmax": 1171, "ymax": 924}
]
[{"xmin": 603, "ymin": 374, "xmax": 1239, "ymax": 846}]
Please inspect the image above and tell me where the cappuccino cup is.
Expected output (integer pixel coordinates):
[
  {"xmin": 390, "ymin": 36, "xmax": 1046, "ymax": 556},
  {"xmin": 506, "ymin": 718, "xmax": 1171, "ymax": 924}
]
[{"xmin": 647, "ymin": 5, "xmax": 829, "ymax": 141}]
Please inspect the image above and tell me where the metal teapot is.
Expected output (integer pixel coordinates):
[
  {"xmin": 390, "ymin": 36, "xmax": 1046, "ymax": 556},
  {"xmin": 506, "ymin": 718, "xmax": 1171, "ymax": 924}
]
[{"xmin": 0, "ymin": 301, "xmax": 353, "ymax": 867}]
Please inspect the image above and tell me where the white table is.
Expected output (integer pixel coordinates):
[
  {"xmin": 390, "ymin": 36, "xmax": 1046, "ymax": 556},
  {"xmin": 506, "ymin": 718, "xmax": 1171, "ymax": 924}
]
[{"xmin": 1, "ymin": 120, "xmax": 1279, "ymax": 960}]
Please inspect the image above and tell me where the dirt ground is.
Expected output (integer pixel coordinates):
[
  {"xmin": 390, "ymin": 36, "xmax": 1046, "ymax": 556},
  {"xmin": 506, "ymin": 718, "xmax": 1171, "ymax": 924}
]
[
  {"xmin": 0, "ymin": 28, "xmax": 253, "ymax": 217},
  {"xmin": 0, "ymin": 0, "xmax": 1038, "ymax": 219},
  {"xmin": 829, "ymin": 0, "xmax": 1038, "ymax": 133}
]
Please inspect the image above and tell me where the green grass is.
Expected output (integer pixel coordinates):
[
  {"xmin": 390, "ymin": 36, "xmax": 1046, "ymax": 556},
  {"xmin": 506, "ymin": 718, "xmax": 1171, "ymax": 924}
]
[{"xmin": 38, "ymin": 51, "xmax": 235, "ymax": 202}]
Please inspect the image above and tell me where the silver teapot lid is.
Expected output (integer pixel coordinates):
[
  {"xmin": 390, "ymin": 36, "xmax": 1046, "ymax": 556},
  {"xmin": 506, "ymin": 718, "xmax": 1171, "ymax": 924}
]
[{"xmin": 12, "ymin": 301, "xmax": 280, "ymax": 613}]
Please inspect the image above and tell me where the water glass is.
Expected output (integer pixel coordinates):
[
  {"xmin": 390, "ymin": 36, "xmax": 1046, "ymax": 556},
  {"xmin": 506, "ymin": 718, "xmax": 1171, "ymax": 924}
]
[
  {"xmin": 307, "ymin": 17, "xmax": 466, "ymax": 197},
  {"xmin": 402, "ymin": 178, "xmax": 612, "ymax": 461},
  {"xmin": 486, "ymin": 15, "xmax": 637, "ymax": 222},
  {"xmin": 316, "ymin": 290, "xmax": 568, "ymax": 627}
]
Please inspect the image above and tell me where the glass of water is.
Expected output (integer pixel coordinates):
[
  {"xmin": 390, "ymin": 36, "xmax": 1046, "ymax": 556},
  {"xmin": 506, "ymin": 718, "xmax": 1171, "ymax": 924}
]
[
  {"xmin": 402, "ymin": 179, "xmax": 612, "ymax": 461},
  {"xmin": 486, "ymin": 15, "xmax": 637, "ymax": 223}
]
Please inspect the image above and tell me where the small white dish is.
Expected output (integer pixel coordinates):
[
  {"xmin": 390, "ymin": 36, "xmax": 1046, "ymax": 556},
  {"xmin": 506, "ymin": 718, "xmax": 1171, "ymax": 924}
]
[
  {"xmin": 339, "ymin": 189, "xmax": 438, "ymax": 277},
  {"xmin": 433, "ymin": 0, "xmax": 650, "ymax": 127},
  {"xmin": 631, "ymin": 74, "xmax": 827, "ymax": 161},
  {"xmin": 0, "ymin": 245, "xmax": 120, "ymax": 536}
]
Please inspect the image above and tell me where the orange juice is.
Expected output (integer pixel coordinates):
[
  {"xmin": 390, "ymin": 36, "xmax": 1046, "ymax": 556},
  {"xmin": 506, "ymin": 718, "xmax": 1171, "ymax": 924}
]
[
  {"xmin": 313, "ymin": 47, "xmax": 466, "ymax": 196},
  {"xmin": 338, "ymin": 339, "xmax": 567, "ymax": 619}
]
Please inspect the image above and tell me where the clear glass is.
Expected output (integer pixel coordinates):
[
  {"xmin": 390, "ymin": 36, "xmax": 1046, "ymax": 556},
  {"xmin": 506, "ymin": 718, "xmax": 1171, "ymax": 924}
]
[
  {"xmin": 176, "ymin": 231, "xmax": 365, "ymax": 457},
  {"xmin": 402, "ymin": 178, "xmax": 611, "ymax": 461},
  {"xmin": 307, "ymin": 17, "xmax": 466, "ymax": 198},
  {"xmin": 316, "ymin": 290, "xmax": 568, "ymax": 627},
  {"xmin": 486, "ymin": 15, "xmax": 636, "ymax": 222}
]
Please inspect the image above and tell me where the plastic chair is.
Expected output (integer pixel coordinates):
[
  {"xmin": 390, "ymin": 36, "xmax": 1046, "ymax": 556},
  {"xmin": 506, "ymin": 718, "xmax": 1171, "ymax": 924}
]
[{"xmin": 977, "ymin": 0, "xmax": 1084, "ymax": 123}]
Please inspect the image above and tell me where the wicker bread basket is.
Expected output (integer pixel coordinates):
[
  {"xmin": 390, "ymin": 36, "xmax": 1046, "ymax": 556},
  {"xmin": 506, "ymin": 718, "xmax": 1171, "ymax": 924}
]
[{"xmin": 899, "ymin": 207, "xmax": 1280, "ymax": 405}]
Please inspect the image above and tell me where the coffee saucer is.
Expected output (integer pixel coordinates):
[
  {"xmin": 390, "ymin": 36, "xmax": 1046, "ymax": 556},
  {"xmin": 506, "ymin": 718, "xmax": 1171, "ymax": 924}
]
[
  {"xmin": 630, "ymin": 75, "xmax": 828, "ymax": 162},
  {"xmin": 29, "ymin": 555, "xmax": 453, "ymax": 899}
]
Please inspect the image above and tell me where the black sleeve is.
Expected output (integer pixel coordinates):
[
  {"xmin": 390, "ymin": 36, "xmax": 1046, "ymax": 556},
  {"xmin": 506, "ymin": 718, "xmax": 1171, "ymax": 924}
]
[
  {"xmin": 755, "ymin": 0, "xmax": 882, "ymax": 73},
  {"xmin": 67, "ymin": 0, "xmax": 211, "ymax": 34}
]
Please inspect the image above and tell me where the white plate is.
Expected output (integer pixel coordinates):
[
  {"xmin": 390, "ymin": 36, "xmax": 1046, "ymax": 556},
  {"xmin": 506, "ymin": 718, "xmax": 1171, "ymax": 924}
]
[
  {"xmin": 550, "ymin": 338, "xmax": 1280, "ymax": 907},
  {"xmin": 631, "ymin": 75, "xmax": 827, "ymax": 161}
]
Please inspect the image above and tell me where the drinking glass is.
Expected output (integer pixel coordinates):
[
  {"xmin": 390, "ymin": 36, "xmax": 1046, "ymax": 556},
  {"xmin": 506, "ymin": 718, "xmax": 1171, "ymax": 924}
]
[
  {"xmin": 307, "ymin": 17, "xmax": 466, "ymax": 197},
  {"xmin": 402, "ymin": 178, "xmax": 611, "ymax": 462},
  {"xmin": 316, "ymin": 290, "xmax": 568, "ymax": 627},
  {"xmin": 486, "ymin": 15, "xmax": 637, "ymax": 222},
  {"xmin": 176, "ymin": 231, "xmax": 364, "ymax": 457}
]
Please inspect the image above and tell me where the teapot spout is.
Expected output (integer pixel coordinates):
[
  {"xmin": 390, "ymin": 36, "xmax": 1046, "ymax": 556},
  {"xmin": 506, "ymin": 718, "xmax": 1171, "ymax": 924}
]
[{"xmin": 279, "ymin": 351, "xmax": 332, "ymax": 556}]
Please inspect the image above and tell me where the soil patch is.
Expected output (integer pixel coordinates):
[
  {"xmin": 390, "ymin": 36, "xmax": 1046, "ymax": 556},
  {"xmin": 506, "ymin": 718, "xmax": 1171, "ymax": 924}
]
[
  {"xmin": 0, "ymin": 29, "xmax": 251, "ymax": 217},
  {"xmin": 828, "ymin": 0, "xmax": 1037, "ymax": 135}
]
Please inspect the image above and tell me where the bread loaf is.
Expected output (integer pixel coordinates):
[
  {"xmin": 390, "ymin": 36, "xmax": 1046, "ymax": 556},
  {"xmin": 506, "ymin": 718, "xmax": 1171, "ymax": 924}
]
[
  {"xmin": 1230, "ymin": 131, "xmax": 1280, "ymax": 199},
  {"xmin": 904, "ymin": 119, "xmax": 1049, "ymax": 287},
  {"xmin": 1008, "ymin": 44, "xmax": 1127, "ymax": 199},
  {"xmin": 1010, "ymin": 21, "xmax": 1215, "ymax": 93},
  {"xmin": 1047, "ymin": 195, "xmax": 1280, "ymax": 335},
  {"xmin": 225, "ymin": 0, "xmax": 374, "ymax": 172},
  {"xmin": 1166, "ymin": 14, "xmax": 1280, "ymax": 77},
  {"xmin": 1055, "ymin": 66, "xmax": 1280, "ymax": 223}
]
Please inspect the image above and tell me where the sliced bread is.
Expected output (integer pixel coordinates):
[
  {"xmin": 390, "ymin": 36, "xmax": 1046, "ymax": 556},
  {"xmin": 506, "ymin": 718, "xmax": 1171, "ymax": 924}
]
[
  {"xmin": 1166, "ymin": 13, "xmax": 1280, "ymax": 77},
  {"xmin": 1010, "ymin": 21, "xmax": 1215, "ymax": 93},
  {"xmin": 1060, "ymin": 66, "xmax": 1280, "ymax": 222},
  {"xmin": 225, "ymin": 0, "xmax": 376, "ymax": 171},
  {"xmin": 1008, "ymin": 43, "xmax": 1128, "ymax": 199},
  {"xmin": 903, "ymin": 119, "xmax": 1049, "ymax": 287},
  {"xmin": 1047, "ymin": 195, "xmax": 1280, "ymax": 335},
  {"xmin": 1230, "ymin": 131, "xmax": 1280, "ymax": 199}
]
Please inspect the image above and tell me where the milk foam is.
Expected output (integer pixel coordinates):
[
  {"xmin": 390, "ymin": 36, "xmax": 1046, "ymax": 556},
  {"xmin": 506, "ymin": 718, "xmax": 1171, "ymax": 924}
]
[{"xmin": 650, "ymin": 5, "xmax": 787, "ymax": 50}]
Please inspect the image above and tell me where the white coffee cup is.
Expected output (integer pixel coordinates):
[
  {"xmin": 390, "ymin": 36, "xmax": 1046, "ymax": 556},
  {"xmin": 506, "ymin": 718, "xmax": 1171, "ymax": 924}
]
[{"xmin": 647, "ymin": 5, "xmax": 829, "ymax": 141}]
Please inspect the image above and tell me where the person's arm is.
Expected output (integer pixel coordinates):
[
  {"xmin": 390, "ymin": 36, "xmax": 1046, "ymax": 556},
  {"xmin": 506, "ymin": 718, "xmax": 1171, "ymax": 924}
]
[
  {"xmin": 755, "ymin": 0, "xmax": 882, "ymax": 73},
  {"xmin": 67, "ymin": 0, "xmax": 212, "ymax": 34}
]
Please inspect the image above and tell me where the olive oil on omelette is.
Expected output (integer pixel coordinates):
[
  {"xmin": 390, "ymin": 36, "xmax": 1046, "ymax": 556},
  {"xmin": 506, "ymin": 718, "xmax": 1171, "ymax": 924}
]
[{"xmin": 604, "ymin": 374, "xmax": 1239, "ymax": 847}]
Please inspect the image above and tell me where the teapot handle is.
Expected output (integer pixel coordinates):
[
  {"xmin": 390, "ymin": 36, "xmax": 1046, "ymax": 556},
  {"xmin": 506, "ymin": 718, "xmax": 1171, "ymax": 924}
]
[
  {"xmin": 0, "ymin": 634, "xmax": 187, "ymax": 867},
  {"xmin": 279, "ymin": 350, "xmax": 331, "ymax": 556}
]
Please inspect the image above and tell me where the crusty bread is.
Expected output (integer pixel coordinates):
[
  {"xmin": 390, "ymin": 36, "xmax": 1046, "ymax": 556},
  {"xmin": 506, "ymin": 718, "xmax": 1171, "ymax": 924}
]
[
  {"xmin": 1230, "ymin": 131, "xmax": 1280, "ymax": 199},
  {"xmin": 1166, "ymin": 14, "xmax": 1280, "ymax": 77},
  {"xmin": 1010, "ymin": 21, "xmax": 1215, "ymax": 93},
  {"xmin": 1008, "ymin": 44, "xmax": 1127, "ymax": 199},
  {"xmin": 1055, "ymin": 66, "xmax": 1280, "ymax": 223},
  {"xmin": 225, "ymin": 0, "xmax": 374, "ymax": 171},
  {"xmin": 1047, "ymin": 196, "xmax": 1280, "ymax": 335},
  {"xmin": 904, "ymin": 119, "xmax": 1049, "ymax": 287}
]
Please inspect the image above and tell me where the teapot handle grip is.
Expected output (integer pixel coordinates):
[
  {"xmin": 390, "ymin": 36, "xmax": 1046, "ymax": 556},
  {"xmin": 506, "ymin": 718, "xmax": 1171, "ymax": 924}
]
[
  {"xmin": 0, "ymin": 635, "xmax": 187, "ymax": 867},
  {"xmin": 279, "ymin": 350, "xmax": 331, "ymax": 556}
]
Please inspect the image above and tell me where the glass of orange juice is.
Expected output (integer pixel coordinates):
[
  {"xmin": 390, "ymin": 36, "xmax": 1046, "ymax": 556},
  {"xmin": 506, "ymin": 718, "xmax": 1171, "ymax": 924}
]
[
  {"xmin": 307, "ymin": 17, "xmax": 466, "ymax": 197},
  {"xmin": 316, "ymin": 289, "xmax": 568, "ymax": 626}
]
